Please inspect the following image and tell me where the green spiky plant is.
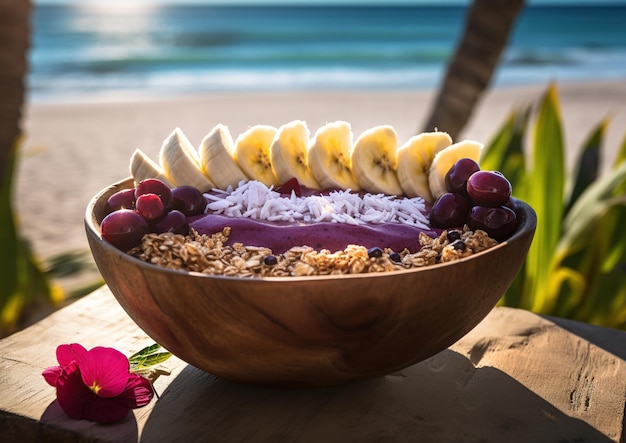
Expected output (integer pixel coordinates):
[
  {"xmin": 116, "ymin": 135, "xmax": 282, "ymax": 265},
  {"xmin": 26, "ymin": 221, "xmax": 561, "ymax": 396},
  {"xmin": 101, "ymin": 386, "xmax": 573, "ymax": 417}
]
[
  {"xmin": 0, "ymin": 138, "xmax": 61, "ymax": 336},
  {"xmin": 481, "ymin": 84, "xmax": 626, "ymax": 329},
  {"xmin": 0, "ymin": 139, "xmax": 102, "ymax": 337}
]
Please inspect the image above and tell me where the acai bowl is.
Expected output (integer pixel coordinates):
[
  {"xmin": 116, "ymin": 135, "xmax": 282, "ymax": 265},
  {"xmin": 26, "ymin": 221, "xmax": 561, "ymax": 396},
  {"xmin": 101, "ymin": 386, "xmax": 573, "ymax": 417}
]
[{"xmin": 85, "ymin": 122, "xmax": 536, "ymax": 386}]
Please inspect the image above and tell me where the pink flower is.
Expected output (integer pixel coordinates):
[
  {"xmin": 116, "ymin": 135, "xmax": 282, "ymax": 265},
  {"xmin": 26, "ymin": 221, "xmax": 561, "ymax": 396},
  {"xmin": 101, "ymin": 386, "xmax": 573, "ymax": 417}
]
[{"xmin": 43, "ymin": 343, "xmax": 154, "ymax": 423}]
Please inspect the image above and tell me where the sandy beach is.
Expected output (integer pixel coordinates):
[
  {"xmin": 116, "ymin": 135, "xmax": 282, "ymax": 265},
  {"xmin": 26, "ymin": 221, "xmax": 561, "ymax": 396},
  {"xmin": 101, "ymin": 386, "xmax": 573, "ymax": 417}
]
[{"xmin": 15, "ymin": 79, "xmax": 626, "ymax": 289}]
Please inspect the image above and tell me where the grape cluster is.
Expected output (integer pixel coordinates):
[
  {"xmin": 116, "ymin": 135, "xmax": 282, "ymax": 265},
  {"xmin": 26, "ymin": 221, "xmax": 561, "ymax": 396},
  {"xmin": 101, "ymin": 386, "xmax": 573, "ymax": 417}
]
[
  {"xmin": 429, "ymin": 159, "xmax": 517, "ymax": 241},
  {"xmin": 101, "ymin": 178, "xmax": 206, "ymax": 251}
]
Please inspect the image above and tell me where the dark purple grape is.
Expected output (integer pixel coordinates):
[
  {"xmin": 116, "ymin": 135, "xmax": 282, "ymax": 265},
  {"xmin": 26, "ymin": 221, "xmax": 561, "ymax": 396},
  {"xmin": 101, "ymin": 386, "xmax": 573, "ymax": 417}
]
[
  {"xmin": 467, "ymin": 205, "xmax": 517, "ymax": 241},
  {"xmin": 172, "ymin": 186, "xmax": 206, "ymax": 216},
  {"xmin": 429, "ymin": 193, "xmax": 471, "ymax": 229},
  {"xmin": 445, "ymin": 158, "xmax": 480, "ymax": 196},
  {"xmin": 101, "ymin": 209, "xmax": 149, "ymax": 251},
  {"xmin": 503, "ymin": 197, "xmax": 516, "ymax": 210},
  {"xmin": 104, "ymin": 189, "xmax": 136, "ymax": 215},
  {"xmin": 136, "ymin": 193, "xmax": 165, "ymax": 221},
  {"xmin": 154, "ymin": 210, "xmax": 189, "ymax": 235},
  {"xmin": 135, "ymin": 178, "xmax": 173, "ymax": 211},
  {"xmin": 466, "ymin": 171, "xmax": 512, "ymax": 207}
]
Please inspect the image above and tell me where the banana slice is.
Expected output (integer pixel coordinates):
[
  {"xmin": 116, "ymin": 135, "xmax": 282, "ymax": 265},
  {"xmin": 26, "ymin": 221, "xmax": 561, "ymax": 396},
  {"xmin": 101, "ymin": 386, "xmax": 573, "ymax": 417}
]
[
  {"xmin": 308, "ymin": 121, "xmax": 360, "ymax": 190},
  {"xmin": 234, "ymin": 125, "xmax": 279, "ymax": 187},
  {"xmin": 160, "ymin": 128, "xmax": 215, "ymax": 191},
  {"xmin": 198, "ymin": 124, "xmax": 248, "ymax": 190},
  {"xmin": 129, "ymin": 148, "xmax": 174, "ymax": 187},
  {"xmin": 270, "ymin": 120, "xmax": 320, "ymax": 189},
  {"xmin": 396, "ymin": 131, "xmax": 453, "ymax": 202},
  {"xmin": 428, "ymin": 140, "xmax": 483, "ymax": 200},
  {"xmin": 351, "ymin": 125, "xmax": 402, "ymax": 195}
]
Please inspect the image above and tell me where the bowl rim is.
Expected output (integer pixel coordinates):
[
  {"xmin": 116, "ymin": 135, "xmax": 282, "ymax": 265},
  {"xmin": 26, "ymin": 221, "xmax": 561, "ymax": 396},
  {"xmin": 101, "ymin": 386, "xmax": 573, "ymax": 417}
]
[{"xmin": 85, "ymin": 177, "xmax": 537, "ymax": 283}]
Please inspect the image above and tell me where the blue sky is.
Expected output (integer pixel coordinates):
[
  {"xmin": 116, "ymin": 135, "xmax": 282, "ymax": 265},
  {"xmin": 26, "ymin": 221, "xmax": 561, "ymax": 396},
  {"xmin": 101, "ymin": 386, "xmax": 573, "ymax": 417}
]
[{"xmin": 33, "ymin": 0, "xmax": 626, "ymax": 5}]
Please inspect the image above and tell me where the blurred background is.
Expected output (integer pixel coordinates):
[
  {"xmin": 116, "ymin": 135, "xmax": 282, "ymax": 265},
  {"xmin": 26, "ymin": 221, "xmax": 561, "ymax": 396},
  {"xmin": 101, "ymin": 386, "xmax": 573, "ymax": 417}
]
[{"xmin": 1, "ymin": 0, "xmax": 625, "ymax": 336}]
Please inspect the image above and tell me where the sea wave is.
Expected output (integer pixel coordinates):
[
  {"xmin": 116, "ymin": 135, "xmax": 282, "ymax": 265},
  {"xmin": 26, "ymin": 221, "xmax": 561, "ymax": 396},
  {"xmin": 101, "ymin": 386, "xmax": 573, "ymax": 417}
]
[{"xmin": 28, "ymin": 4, "xmax": 626, "ymax": 102}]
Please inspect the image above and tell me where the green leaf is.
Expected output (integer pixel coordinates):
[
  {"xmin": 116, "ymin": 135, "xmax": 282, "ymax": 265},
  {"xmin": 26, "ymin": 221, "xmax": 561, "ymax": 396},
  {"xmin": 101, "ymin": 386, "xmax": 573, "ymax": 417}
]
[
  {"xmin": 549, "ymin": 266, "xmax": 587, "ymax": 318},
  {"xmin": 22, "ymin": 239, "xmax": 56, "ymax": 303},
  {"xmin": 1, "ymin": 138, "xmax": 59, "ymax": 334},
  {"xmin": 0, "ymin": 139, "xmax": 19, "ymax": 328},
  {"xmin": 484, "ymin": 107, "xmax": 531, "ymax": 308},
  {"xmin": 45, "ymin": 250, "xmax": 95, "ymax": 278},
  {"xmin": 570, "ymin": 203, "xmax": 626, "ymax": 329},
  {"xmin": 129, "ymin": 342, "xmax": 163, "ymax": 361},
  {"xmin": 614, "ymin": 131, "xmax": 626, "ymax": 169},
  {"xmin": 550, "ymin": 165, "xmax": 626, "ymax": 325},
  {"xmin": 601, "ymin": 203, "xmax": 626, "ymax": 273},
  {"xmin": 564, "ymin": 118, "xmax": 607, "ymax": 216},
  {"xmin": 129, "ymin": 343, "xmax": 172, "ymax": 372},
  {"xmin": 66, "ymin": 279, "xmax": 105, "ymax": 300},
  {"xmin": 556, "ymin": 162, "xmax": 626, "ymax": 258},
  {"xmin": 589, "ymin": 214, "xmax": 626, "ymax": 329},
  {"xmin": 480, "ymin": 106, "xmax": 530, "ymax": 198},
  {"xmin": 491, "ymin": 83, "xmax": 626, "ymax": 329},
  {"xmin": 523, "ymin": 84, "xmax": 565, "ymax": 313}
]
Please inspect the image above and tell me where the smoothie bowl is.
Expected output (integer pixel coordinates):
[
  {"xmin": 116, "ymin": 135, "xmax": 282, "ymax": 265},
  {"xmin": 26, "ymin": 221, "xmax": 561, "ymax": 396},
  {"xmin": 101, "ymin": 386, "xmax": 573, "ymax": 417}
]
[{"xmin": 85, "ymin": 122, "xmax": 536, "ymax": 386}]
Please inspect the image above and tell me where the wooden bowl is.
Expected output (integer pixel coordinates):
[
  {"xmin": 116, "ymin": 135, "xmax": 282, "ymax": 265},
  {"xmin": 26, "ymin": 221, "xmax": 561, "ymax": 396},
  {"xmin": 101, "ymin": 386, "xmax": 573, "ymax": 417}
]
[{"xmin": 85, "ymin": 178, "xmax": 536, "ymax": 386}]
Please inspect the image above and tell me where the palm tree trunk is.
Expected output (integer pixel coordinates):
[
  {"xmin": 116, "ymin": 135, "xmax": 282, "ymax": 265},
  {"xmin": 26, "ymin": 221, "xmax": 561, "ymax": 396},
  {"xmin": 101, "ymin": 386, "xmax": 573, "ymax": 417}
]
[
  {"xmin": 0, "ymin": 0, "xmax": 31, "ymax": 185},
  {"xmin": 423, "ymin": 0, "xmax": 526, "ymax": 140},
  {"xmin": 0, "ymin": 0, "xmax": 33, "ymax": 336}
]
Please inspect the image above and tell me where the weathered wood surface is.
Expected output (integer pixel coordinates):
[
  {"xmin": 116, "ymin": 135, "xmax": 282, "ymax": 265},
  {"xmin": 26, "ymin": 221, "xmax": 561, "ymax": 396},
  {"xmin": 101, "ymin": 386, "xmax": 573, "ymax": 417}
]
[{"xmin": 1, "ymin": 285, "xmax": 624, "ymax": 443}]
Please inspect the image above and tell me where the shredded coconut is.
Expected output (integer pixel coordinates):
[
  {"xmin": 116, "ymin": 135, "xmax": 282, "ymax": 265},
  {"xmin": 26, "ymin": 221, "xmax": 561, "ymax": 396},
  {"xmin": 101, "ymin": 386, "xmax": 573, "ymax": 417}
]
[{"xmin": 203, "ymin": 180, "xmax": 430, "ymax": 229}]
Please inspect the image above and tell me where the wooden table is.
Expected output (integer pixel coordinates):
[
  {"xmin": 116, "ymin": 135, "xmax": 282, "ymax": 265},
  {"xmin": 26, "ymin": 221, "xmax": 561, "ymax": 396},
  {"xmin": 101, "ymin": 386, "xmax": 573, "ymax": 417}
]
[{"xmin": 1, "ymin": 286, "xmax": 624, "ymax": 442}]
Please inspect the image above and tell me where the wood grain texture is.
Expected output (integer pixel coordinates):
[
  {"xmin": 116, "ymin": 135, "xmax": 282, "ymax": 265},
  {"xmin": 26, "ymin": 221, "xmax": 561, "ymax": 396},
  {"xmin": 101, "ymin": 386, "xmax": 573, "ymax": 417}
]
[
  {"xmin": 0, "ymin": 286, "xmax": 624, "ymax": 442},
  {"xmin": 84, "ymin": 178, "xmax": 536, "ymax": 385}
]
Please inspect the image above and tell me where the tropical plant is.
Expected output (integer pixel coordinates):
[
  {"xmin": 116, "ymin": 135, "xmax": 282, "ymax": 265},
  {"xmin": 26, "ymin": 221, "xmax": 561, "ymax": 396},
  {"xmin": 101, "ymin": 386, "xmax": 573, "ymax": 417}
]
[
  {"xmin": 0, "ymin": 0, "xmax": 101, "ymax": 337},
  {"xmin": 481, "ymin": 84, "xmax": 626, "ymax": 329},
  {"xmin": 0, "ymin": 139, "xmax": 64, "ymax": 337},
  {"xmin": 0, "ymin": 0, "xmax": 53, "ymax": 336}
]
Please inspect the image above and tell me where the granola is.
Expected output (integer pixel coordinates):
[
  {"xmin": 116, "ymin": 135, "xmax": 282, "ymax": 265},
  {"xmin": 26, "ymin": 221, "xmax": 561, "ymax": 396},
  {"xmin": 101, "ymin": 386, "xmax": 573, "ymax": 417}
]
[{"xmin": 128, "ymin": 226, "xmax": 498, "ymax": 277}]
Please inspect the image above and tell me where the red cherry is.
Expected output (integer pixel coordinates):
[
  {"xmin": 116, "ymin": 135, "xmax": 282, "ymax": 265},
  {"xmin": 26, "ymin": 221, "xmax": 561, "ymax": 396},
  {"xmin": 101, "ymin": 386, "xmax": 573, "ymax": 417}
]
[
  {"xmin": 276, "ymin": 178, "xmax": 302, "ymax": 197},
  {"xmin": 136, "ymin": 193, "xmax": 165, "ymax": 221},
  {"xmin": 135, "ymin": 178, "xmax": 173, "ymax": 210}
]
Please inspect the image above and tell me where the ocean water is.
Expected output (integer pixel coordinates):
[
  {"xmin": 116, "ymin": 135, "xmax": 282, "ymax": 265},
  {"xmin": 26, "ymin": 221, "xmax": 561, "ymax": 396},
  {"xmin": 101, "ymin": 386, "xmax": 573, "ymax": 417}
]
[{"xmin": 29, "ymin": 4, "xmax": 626, "ymax": 102}]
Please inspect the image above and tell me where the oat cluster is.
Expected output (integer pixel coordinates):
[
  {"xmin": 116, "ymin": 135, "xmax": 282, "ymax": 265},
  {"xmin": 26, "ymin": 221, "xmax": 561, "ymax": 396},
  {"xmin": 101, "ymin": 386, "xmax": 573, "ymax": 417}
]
[{"xmin": 128, "ymin": 226, "xmax": 498, "ymax": 278}]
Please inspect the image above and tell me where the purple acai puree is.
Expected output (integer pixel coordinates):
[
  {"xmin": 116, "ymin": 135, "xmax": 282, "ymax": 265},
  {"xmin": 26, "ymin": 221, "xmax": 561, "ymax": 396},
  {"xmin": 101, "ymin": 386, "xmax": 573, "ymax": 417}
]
[
  {"xmin": 188, "ymin": 181, "xmax": 444, "ymax": 253},
  {"xmin": 189, "ymin": 213, "xmax": 441, "ymax": 254}
]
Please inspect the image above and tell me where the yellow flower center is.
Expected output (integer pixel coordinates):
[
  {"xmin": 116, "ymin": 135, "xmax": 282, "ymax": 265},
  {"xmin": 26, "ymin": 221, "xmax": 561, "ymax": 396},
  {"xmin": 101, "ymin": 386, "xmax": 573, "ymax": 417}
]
[{"xmin": 90, "ymin": 381, "xmax": 101, "ymax": 395}]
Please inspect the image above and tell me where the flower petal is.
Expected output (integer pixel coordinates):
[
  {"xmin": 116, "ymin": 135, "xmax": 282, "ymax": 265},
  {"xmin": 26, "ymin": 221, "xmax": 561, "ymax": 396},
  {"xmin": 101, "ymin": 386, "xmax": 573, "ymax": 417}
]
[
  {"xmin": 56, "ymin": 343, "xmax": 88, "ymax": 368},
  {"xmin": 42, "ymin": 366, "xmax": 63, "ymax": 386},
  {"xmin": 116, "ymin": 374, "xmax": 154, "ymax": 408},
  {"xmin": 82, "ymin": 396, "xmax": 131, "ymax": 424},
  {"xmin": 55, "ymin": 362, "xmax": 93, "ymax": 420},
  {"xmin": 80, "ymin": 346, "xmax": 130, "ymax": 398}
]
